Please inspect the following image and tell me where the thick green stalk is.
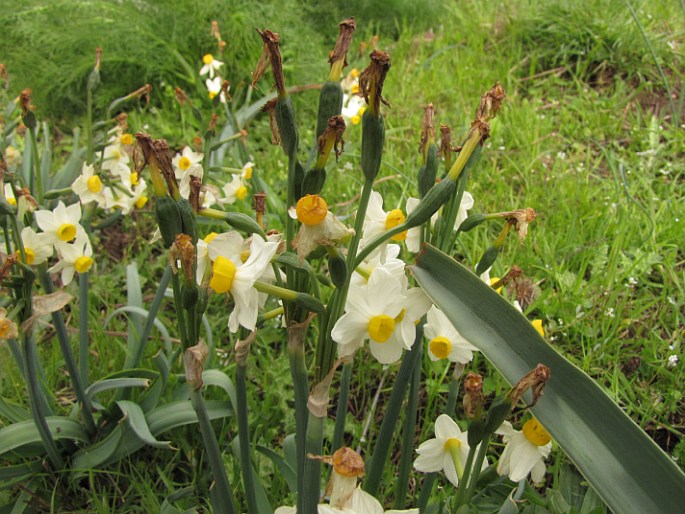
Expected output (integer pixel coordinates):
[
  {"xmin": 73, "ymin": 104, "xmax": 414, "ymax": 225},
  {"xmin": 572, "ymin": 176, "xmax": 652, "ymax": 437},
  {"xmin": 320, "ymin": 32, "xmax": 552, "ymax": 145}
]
[
  {"xmin": 78, "ymin": 272, "xmax": 89, "ymax": 388},
  {"xmin": 190, "ymin": 388, "xmax": 237, "ymax": 514},
  {"xmin": 85, "ymin": 89, "xmax": 94, "ymax": 165},
  {"xmin": 28, "ymin": 127, "xmax": 43, "ymax": 203},
  {"xmin": 23, "ymin": 332, "xmax": 63, "ymax": 468},
  {"xmin": 453, "ymin": 441, "xmax": 478, "ymax": 508},
  {"xmin": 459, "ymin": 433, "xmax": 492, "ymax": 508},
  {"xmin": 38, "ymin": 268, "xmax": 96, "ymax": 435},
  {"xmin": 364, "ymin": 326, "xmax": 423, "ymax": 497},
  {"xmin": 169, "ymin": 272, "xmax": 188, "ymax": 347},
  {"xmin": 332, "ymin": 361, "xmax": 353, "ymax": 451},
  {"xmin": 302, "ymin": 412, "xmax": 324, "ymax": 514},
  {"xmin": 394, "ymin": 342, "xmax": 422, "ymax": 508},
  {"xmin": 287, "ymin": 323, "xmax": 310, "ymax": 514},
  {"xmin": 236, "ymin": 363, "xmax": 259, "ymax": 514}
]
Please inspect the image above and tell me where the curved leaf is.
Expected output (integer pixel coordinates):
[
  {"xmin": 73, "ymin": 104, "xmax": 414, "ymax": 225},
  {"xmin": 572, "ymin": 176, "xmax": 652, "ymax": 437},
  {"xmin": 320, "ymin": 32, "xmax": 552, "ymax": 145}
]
[
  {"xmin": 0, "ymin": 417, "xmax": 89, "ymax": 457},
  {"xmin": 411, "ymin": 244, "xmax": 685, "ymax": 514},
  {"xmin": 116, "ymin": 400, "xmax": 173, "ymax": 450},
  {"xmin": 104, "ymin": 305, "xmax": 172, "ymax": 348},
  {"xmin": 71, "ymin": 425, "xmax": 124, "ymax": 471}
]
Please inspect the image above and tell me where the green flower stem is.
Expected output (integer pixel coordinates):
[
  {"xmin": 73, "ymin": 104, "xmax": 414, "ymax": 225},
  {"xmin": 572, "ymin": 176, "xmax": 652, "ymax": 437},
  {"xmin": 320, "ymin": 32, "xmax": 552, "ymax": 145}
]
[
  {"xmin": 417, "ymin": 473, "xmax": 437, "ymax": 512},
  {"xmin": 394, "ymin": 342, "xmax": 423, "ymax": 509},
  {"xmin": 190, "ymin": 388, "xmax": 237, "ymax": 514},
  {"xmin": 43, "ymin": 187, "xmax": 74, "ymax": 199},
  {"xmin": 236, "ymin": 362, "xmax": 259, "ymax": 514},
  {"xmin": 85, "ymin": 89, "xmax": 95, "ymax": 165},
  {"xmin": 253, "ymin": 281, "xmax": 324, "ymax": 314},
  {"xmin": 458, "ymin": 433, "xmax": 492, "ymax": 509},
  {"xmin": 169, "ymin": 272, "xmax": 188, "ymax": 348},
  {"xmin": 23, "ymin": 332, "xmax": 63, "ymax": 468},
  {"xmin": 28, "ymin": 126, "xmax": 43, "ymax": 203},
  {"xmin": 38, "ymin": 267, "xmax": 96, "ymax": 435},
  {"xmin": 302, "ymin": 412, "xmax": 324, "ymax": 514},
  {"xmin": 211, "ymin": 132, "xmax": 246, "ymax": 150},
  {"xmin": 78, "ymin": 272, "xmax": 89, "ymax": 388},
  {"xmin": 287, "ymin": 323, "xmax": 310, "ymax": 514},
  {"xmin": 445, "ymin": 363, "xmax": 464, "ymax": 416},
  {"xmin": 452, "ymin": 441, "xmax": 477, "ymax": 508},
  {"xmin": 364, "ymin": 325, "xmax": 423, "ymax": 497},
  {"xmin": 332, "ymin": 361, "xmax": 353, "ymax": 452},
  {"xmin": 352, "ymin": 223, "xmax": 407, "ymax": 270}
]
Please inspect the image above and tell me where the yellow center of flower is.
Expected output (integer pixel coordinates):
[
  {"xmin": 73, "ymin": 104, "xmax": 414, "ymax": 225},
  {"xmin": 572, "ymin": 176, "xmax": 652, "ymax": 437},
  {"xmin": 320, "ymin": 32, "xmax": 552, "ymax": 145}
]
[
  {"xmin": 350, "ymin": 68, "xmax": 360, "ymax": 78},
  {"xmin": 75, "ymin": 256, "xmax": 94, "ymax": 273},
  {"xmin": 135, "ymin": 196, "xmax": 148, "ymax": 209},
  {"xmin": 235, "ymin": 185, "xmax": 248, "ymax": 200},
  {"xmin": 204, "ymin": 232, "xmax": 219, "ymax": 243},
  {"xmin": 243, "ymin": 166, "xmax": 253, "ymax": 180},
  {"xmin": 17, "ymin": 248, "xmax": 35, "ymax": 265},
  {"xmin": 532, "ymin": 319, "xmax": 544, "ymax": 337},
  {"xmin": 112, "ymin": 149, "xmax": 122, "ymax": 160},
  {"xmin": 87, "ymin": 175, "xmax": 102, "ymax": 193},
  {"xmin": 178, "ymin": 156, "xmax": 192, "ymax": 171},
  {"xmin": 203, "ymin": 54, "xmax": 214, "ymax": 65},
  {"xmin": 130, "ymin": 172, "xmax": 139, "ymax": 186},
  {"xmin": 296, "ymin": 195, "xmax": 328, "ymax": 226},
  {"xmin": 57, "ymin": 223, "xmax": 77, "ymax": 242},
  {"xmin": 120, "ymin": 133, "xmax": 133, "ymax": 145},
  {"xmin": 209, "ymin": 91, "xmax": 217, "ymax": 100},
  {"xmin": 351, "ymin": 115, "xmax": 361, "ymax": 125},
  {"xmin": 430, "ymin": 336, "xmax": 452, "ymax": 359},
  {"xmin": 367, "ymin": 314, "xmax": 395, "ymax": 343},
  {"xmin": 351, "ymin": 83, "xmax": 360, "ymax": 94},
  {"xmin": 444, "ymin": 437, "xmax": 462, "ymax": 452},
  {"xmin": 489, "ymin": 277, "xmax": 503, "ymax": 294},
  {"xmin": 8, "ymin": 197, "xmax": 17, "ymax": 206},
  {"xmin": 522, "ymin": 419, "xmax": 551, "ymax": 446},
  {"xmin": 385, "ymin": 209, "xmax": 407, "ymax": 241},
  {"xmin": 209, "ymin": 256, "xmax": 237, "ymax": 293}
]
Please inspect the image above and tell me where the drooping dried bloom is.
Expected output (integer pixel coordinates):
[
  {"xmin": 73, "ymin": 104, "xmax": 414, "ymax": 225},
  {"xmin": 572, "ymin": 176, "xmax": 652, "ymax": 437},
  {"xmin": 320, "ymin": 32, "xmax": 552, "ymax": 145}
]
[
  {"xmin": 170, "ymin": 234, "xmax": 196, "ymax": 283},
  {"xmin": 420, "ymin": 104, "xmax": 436, "ymax": 154},
  {"xmin": 253, "ymin": 29, "xmax": 286, "ymax": 96},
  {"xmin": 463, "ymin": 372, "xmax": 484, "ymax": 419},
  {"xmin": 261, "ymin": 98, "xmax": 281, "ymax": 145},
  {"xmin": 253, "ymin": 191, "xmax": 267, "ymax": 229},
  {"xmin": 328, "ymin": 17, "xmax": 356, "ymax": 80},
  {"xmin": 317, "ymin": 115, "xmax": 346, "ymax": 162},
  {"xmin": 502, "ymin": 208, "xmax": 536, "ymax": 240},
  {"xmin": 510, "ymin": 363, "xmax": 551, "ymax": 408},
  {"xmin": 476, "ymin": 82, "xmax": 506, "ymax": 121},
  {"xmin": 19, "ymin": 89, "xmax": 33, "ymax": 118},
  {"xmin": 184, "ymin": 340, "xmax": 209, "ymax": 390},
  {"xmin": 174, "ymin": 87, "xmax": 189, "ymax": 105},
  {"xmin": 358, "ymin": 50, "xmax": 391, "ymax": 115}
]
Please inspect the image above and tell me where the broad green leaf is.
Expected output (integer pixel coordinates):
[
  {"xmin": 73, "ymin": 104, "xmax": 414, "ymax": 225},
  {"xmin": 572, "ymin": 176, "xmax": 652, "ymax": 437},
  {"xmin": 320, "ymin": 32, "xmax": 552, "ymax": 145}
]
[
  {"xmin": 71, "ymin": 426, "xmax": 124, "ymax": 471},
  {"xmin": 411, "ymin": 245, "xmax": 685, "ymax": 514},
  {"xmin": 0, "ymin": 397, "xmax": 30, "ymax": 423},
  {"xmin": 0, "ymin": 417, "xmax": 88, "ymax": 457},
  {"xmin": 0, "ymin": 461, "xmax": 42, "ymax": 483},
  {"xmin": 231, "ymin": 437, "xmax": 273, "ymax": 514},
  {"xmin": 116, "ymin": 400, "xmax": 173, "ymax": 450},
  {"xmin": 256, "ymin": 445, "xmax": 298, "ymax": 495},
  {"xmin": 86, "ymin": 378, "xmax": 151, "ymax": 400},
  {"xmin": 146, "ymin": 400, "xmax": 232, "ymax": 436}
]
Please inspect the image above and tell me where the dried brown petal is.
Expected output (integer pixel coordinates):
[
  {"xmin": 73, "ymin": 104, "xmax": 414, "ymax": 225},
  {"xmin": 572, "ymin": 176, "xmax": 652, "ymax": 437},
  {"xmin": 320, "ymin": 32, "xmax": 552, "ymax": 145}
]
[
  {"xmin": 420, "ymin": 104, "xmax": 436, "ymax": 153},
  {"xmin": 184, "ymin": 340, "xmax": 209, "ymax": 390},
  {"xmin": 358, "ymin": 50, "xmax": 391, "ymax": 113},
  {"xmin": 328, "ymin": 17, "xmax": 356, "ymax": 67}
]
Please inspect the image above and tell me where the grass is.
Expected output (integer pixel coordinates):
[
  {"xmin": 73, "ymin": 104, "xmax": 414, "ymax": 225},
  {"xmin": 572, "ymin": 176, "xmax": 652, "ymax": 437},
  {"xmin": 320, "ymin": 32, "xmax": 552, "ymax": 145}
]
[{"xmin": 1, "ymin": 0, "xmax": 684, "ymax": 510}]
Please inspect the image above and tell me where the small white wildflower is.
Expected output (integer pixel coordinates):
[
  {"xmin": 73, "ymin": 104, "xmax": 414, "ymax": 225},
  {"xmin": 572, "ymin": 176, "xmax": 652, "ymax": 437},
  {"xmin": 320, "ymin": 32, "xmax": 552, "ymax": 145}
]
[
  {"xmin": 668, "ymin": 355, "xmax": 678, "ymax": 368},
  {"xmin": 605, "ymin": 307, "xmax": 615, "ymax": 318}
]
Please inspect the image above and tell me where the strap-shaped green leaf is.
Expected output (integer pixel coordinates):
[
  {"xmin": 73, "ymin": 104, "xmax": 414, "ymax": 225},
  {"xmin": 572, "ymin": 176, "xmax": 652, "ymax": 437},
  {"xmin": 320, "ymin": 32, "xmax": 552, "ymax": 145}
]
[
  {"xmin": 0, "ymin": 417, "xmax": 88, "ymax": 457},
  {"xmin": 411, "ymin": 244, "xmax": 685, "ymax": 514}
]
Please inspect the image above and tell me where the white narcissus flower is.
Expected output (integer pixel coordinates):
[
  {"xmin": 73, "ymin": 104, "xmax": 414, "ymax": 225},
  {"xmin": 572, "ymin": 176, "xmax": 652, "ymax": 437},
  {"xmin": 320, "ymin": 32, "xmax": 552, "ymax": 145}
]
[
  {"xmin": 341, "ymin": 94, "xmax": 367, "ymax": 126},
  {"xmin": 496, "ymin": 419, "xmax": 552, "ymax": 484},
  {"xmin": 35, "ymin": 201, "xmax": 84, "ymax": 246},
  {"xmin": 414, "ymin": 414, "xmax": 487, "ymax": 487},
  {"xmin": 0, "ymin": 307, "xmax": 19, "ymax": 340},
  {"xmin": 332, "ymin": 268, "xmax": 430, "ymax": 364},
  {"xmin": 207, "ymin": 232, "xmax": 279, "ymax": 333},
  {"xmin": 220, "ymin": 175, "xmax": 249, "ymax": 205},
  {"xmin": 241, "ymin": 161, "xmax": 255, "ymax": 180},
  {"xmin": 291, "ymin": 195, "xmax": 354, "ymax": 260},
  {"xmin": 50, "ymin": 235, "xmax": 94, "ymax": 286},
  {"xmin": 172, "ymin": 146, "xmax": 204, "ymax": 180},
  {"xmin": 205, "ymin": 76, "xmax": 228, "ymax": 103},
  {"xmin": 4, "ymin": 183, "xmax": 17, "ymax": 206},
  {"xmin": 360, "ymin": 191, "xmax": 408, "ymax": 261},
  {"xmin": 200, "ymin": 53, "xmax": 223, "ymax": 78},
  {"xmin": 71, "ymin": 163, "xmax": 106, "ymax": 206},
  {"xmin": 349, "ymin": 487, "xmax": 418, "ymax": 513},
  {"xmin": 424, "ymin": 305, "xmax": 478, "ymax": 363},
  {"xmin": 19, "ymin": 227, "xmax": 53, "ymax": 265},
  {"xmin": 351, "ymin": 243, "xmax": 406, "ymax": 289},
  {"xmin": 101, "ymin": 140, "xmax": 130, "ymax": 171}
]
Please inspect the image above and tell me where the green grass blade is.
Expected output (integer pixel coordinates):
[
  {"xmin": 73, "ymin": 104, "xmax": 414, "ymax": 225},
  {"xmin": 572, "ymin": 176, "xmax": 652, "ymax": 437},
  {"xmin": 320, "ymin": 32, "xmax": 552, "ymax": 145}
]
[{"xmin": 410, "ymin": 244, "xmax": 685, "ymax": 514}]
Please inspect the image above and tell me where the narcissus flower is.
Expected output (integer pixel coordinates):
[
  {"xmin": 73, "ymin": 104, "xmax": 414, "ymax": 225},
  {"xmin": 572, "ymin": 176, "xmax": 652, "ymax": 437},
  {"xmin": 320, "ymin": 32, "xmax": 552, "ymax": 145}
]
[
  {"xmin": 172, "ymin": 146, "xmax": 203, "ymax": 179},
  {"xmin": 71, "ymin": 163, "xmax": 106, "ymax": 206},
  {"xmin": 3, "ymin": 184, "xmax": 16, "ymax": 206},
  {"xmin": 496, "ymin": 419, "xmax": 552, "ymax": 484},
  {"xmin": 35, "ymin": 201, "xmax": 84, "ymax": 246},
  {"xmin": 332, "ymin": 268, "xmax": 431, "ymax": 364},
  {"xmin": 200, "ymin": 53, "xmax": 223, "ymax": 78},
  {"xmin": 424, "ymin": 305, "xmax": 478, "ymax": 363},
  {"xmin": 341, "ymin": 94, "xmax": 367, "ymax": 126},
  {"xmin": 414, "ymin": 414, "xmax": 487, "ymax": 487},
  {"xmin": 360, "ymin": 191, "xmax": 408, "ymax": 261},
  {"xmin": 207, "ymin": 232, "xmax": 278, "ymax": 332},
  {"xmin": 220, "ymin": 175, "xmax": 249, "ymax": 204},
  {"xmin": 51, "ymin": 235, "xmax": 94, "ymax": 285},
  {"xmin": 205, "ymin": 76, "xmax": 228, "ymax": 103},
  {"xmin": 292, "ymin": 195, "xmax": 354, "ymax": 260},
  {"xmin": 17, "ymin": 227, "xmax": 53, "ymax": 265},
  {"xmin": 351, "ymin": 243, "xmax": 406, "ymax": 289},
  {"xmin": 0, "ymin": 308, "xmax": 19, "ymax": 341}
]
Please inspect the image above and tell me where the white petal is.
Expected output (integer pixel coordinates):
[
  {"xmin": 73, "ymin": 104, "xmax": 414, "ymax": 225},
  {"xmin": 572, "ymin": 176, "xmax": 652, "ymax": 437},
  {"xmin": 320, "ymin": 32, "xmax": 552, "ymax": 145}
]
[
  {"xmin": 368, "ymin": 338, "xmax": 404, "ymax": 364},
  {"xmin": 332, "ymin": 311, "xmax": 369, "ymax": 347},
  {"xmin": 434, "ymin": 414, "xmax": 461, "ymax": 439}
]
